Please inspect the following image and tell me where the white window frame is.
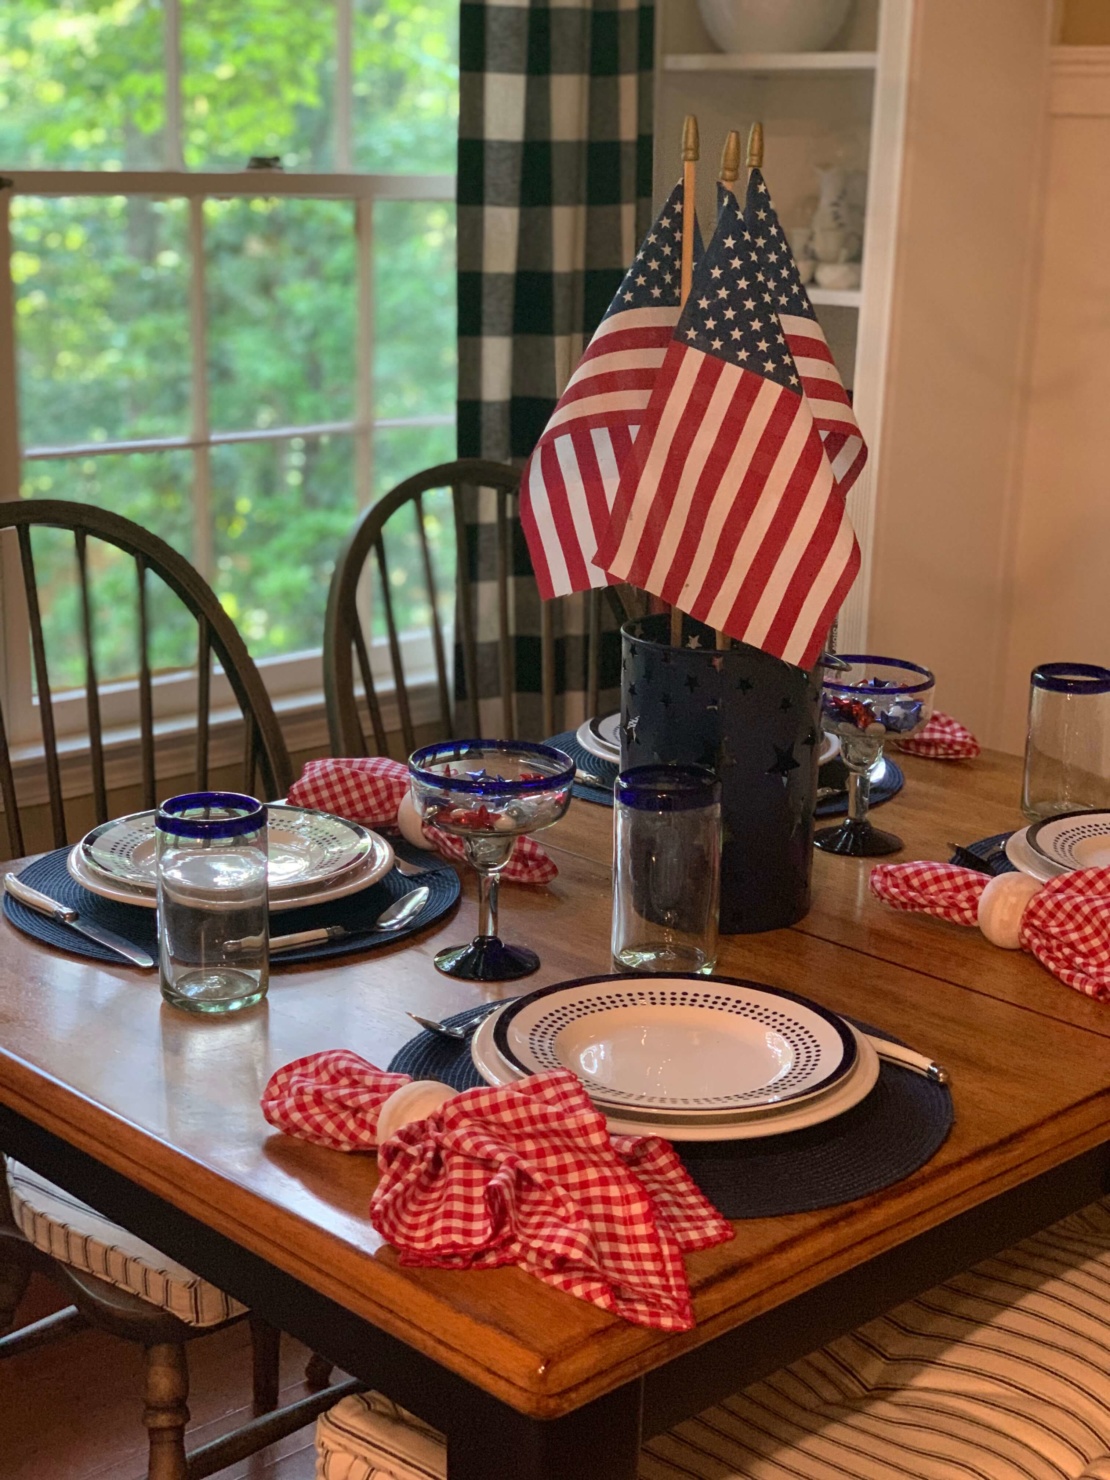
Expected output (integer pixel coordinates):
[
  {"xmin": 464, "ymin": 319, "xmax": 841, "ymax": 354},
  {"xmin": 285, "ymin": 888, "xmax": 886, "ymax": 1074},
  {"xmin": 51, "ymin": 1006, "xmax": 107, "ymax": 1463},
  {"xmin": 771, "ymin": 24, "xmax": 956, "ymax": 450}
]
[{"xmin": 0, "ymin": 0, "xmax": 456, "ymax": 751}]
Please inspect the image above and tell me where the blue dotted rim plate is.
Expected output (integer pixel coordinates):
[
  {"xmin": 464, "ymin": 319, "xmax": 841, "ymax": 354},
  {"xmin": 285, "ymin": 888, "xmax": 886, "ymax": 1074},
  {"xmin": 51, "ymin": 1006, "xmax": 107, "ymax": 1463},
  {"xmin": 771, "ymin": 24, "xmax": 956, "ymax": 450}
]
[{"xmin": 492, "ymin": 973, "xmax": 858, "ymax": 1114}]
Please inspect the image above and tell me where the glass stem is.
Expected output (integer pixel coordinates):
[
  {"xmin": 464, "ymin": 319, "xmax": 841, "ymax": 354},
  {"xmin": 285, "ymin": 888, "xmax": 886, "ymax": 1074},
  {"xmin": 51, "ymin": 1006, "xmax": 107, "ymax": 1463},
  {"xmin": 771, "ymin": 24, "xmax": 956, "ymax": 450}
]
[
  {"xmin": 476, "ymin": 867, "xmax": 500, "ymax": 940},
  {"xmin": 847, "ymin": 767, "xmax": 871, "ymax": 824}
]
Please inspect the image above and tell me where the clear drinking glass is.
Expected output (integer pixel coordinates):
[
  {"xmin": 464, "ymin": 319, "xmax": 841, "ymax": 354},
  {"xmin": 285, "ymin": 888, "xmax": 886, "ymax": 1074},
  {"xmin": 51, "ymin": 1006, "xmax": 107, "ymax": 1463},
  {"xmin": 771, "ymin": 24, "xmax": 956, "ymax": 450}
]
[
  {"xmin": 156, "ymin": 792, "xmax": 269, "ymax": 1014},
  {"xmin": 1022, "ymin": 663, "xmax": 1110, "ymax": 821},
  {"xmin": 612, "ymin": 765, "xmax": 721, "ymax": 975}
]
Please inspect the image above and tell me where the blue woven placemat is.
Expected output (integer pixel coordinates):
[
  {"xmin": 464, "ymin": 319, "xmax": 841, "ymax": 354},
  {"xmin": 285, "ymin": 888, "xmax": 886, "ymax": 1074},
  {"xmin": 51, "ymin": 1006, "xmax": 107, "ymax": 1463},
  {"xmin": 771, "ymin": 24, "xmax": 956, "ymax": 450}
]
[
  {"xmin": 952, "ymin": 832, "xmax": 1016, "ymax": 875},
  {"xmin": 549, "ymin": 728, "xmax": 904, "ymax": 818},
  {"xmin": 389, "ymin": 1007, "xmax": 953, "ymax": 1219},
  {"xmin": 3, "ymin": 846, "xmax": 460, "ymax": 968}
]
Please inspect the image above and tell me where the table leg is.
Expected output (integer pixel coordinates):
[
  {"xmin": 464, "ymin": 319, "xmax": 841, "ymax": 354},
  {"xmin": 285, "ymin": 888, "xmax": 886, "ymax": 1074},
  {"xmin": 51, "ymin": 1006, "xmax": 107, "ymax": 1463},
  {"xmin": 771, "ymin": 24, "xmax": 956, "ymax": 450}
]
[{"xmin": 447, "ymin": 1381, "xmax": 643, "ymax": 1480}]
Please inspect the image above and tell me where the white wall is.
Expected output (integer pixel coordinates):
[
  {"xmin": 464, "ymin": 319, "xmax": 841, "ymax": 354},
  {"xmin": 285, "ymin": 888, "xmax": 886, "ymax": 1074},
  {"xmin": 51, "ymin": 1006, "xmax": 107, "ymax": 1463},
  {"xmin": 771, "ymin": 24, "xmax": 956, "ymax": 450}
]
[
  {"xmin": 996, "ymin": 50, "xmax": 1110, "ymax": 752},
  {"xmin": 864, "ymin": 0, "xmax": 1053, "ymax": 751}
]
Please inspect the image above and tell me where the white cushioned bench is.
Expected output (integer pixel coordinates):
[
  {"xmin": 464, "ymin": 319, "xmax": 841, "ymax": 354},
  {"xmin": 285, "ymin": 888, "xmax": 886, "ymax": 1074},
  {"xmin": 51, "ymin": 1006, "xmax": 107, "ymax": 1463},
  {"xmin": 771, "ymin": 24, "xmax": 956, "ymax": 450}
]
[{"xmin": 315, "ymin": 1197, "xmax": 1110, "ymax": 1480}]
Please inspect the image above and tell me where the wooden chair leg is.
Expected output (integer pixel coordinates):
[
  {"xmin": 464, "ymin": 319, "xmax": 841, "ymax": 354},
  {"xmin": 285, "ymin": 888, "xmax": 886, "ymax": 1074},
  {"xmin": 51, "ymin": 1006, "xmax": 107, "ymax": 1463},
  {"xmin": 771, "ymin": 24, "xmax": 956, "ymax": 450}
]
[
  {"xmin": 304, "ymin": 1351, "xmax": 333, "ymax": 1390},
  {"xmin": 142, "ymin": 1341, "xmax": 190, "ymax": 1480},
  {"xmin": 249, "ymin": 1313, "xmax": 281, "ymax": 1415},
  {"xmin": 0, "ymin": 1249, "xmax": 31, "ymax": 1334}
]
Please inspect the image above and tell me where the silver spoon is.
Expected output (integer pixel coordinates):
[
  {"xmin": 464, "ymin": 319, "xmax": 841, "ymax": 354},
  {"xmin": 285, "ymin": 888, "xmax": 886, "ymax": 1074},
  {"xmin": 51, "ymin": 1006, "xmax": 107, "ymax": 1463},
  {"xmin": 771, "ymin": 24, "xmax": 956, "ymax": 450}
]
[
  {"xmin": 406, "ymin": 1002, "xmax": 503, "ymax": 1040},
  {"xmin": 236, "ymin": 885, "xmax": 432, "ymax": 955}
]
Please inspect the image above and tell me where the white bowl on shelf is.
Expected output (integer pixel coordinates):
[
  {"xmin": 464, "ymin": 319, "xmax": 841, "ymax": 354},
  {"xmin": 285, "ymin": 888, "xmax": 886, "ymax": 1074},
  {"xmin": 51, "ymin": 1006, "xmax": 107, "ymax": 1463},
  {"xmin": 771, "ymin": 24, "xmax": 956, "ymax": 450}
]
[{"xmin": 696, "ymin": 0, "xmax": 852, "ymax": 53}]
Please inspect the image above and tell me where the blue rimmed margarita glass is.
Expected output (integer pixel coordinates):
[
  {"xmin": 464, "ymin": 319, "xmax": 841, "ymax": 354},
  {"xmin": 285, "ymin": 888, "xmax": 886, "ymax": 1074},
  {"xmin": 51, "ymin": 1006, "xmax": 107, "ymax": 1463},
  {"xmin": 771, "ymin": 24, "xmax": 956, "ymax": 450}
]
[
  {"xmin": 816, "ymin": 656, "xmax": 935, "ymax": 857},
  {"xmin": 408, "ymin": 740, "xmax": 575, "ymax": 980}
]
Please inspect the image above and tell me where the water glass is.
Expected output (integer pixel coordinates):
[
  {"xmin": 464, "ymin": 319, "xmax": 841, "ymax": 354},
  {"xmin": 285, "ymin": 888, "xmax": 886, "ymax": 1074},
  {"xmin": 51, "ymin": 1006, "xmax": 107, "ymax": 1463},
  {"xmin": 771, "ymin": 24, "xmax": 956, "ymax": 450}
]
[
  {"xmin": 156, "ymin": 792, "xmax": 269, "ymax": 1014},
  {"xmin": 1022, "ymin": 663, "xmax": 1110, "ymax": 821},
  {"xmin": 611, "ymin": 764, "xmax": 721, "ymax": 975}
]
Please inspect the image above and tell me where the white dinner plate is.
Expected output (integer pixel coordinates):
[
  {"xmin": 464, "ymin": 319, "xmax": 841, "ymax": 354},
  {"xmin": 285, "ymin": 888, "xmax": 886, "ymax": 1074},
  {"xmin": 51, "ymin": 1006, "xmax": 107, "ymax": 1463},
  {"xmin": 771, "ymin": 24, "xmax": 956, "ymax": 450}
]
[
  {"xmin": 67, "ymin": 830, "xmax": 394, "ymax": 913},
  {"xmin": 1026, "ymin": 810, "xmax": 1110, "ymax": 872},
  {"xmin": 575, "ymin": 714, "xmax": 621, "ymax": 763},
  {"xmin": 471, "ymin": 1006, "xmax": 880, "ymax": 1141},
  {"xmin": 81, "ymin": 805, "xmax": 375, "ymax": 893},
  {"xmin": 492, "ymin": 975, "xmax": 857, "ymax": 1114},
  {"xmin": 1004, "ymin": 827, "xmax": 1068, "ymax": 883}
]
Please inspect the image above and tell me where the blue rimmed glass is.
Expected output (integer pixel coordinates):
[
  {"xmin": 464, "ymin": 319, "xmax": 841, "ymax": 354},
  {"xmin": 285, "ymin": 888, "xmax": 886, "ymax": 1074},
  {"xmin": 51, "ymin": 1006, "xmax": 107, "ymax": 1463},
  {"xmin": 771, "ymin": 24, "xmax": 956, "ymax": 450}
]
[
  {"xmin": 612, "ymin": 765, "xmax": 721, "ymax": 975},
  {"xmin": 816, "ymin": 656, "xmax": 935, "ymax": 857},
  {"xmin": 1023, "ymin": 663, "xmax": 1110, "ymax": 821},
  {"xmin": 407, "ymin": 740, "xmax": 574, "ymax": 980},
  {"xmin": 156, "ymin": 793, "xmax": 269, "ymax": 1013}
]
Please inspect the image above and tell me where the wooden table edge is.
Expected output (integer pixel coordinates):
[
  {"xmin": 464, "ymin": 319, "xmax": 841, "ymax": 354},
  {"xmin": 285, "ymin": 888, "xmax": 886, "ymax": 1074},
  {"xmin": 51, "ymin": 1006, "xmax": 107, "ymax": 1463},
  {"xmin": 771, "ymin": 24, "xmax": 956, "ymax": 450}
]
[{"xmin": 3, "ymin": 1042, "xmax": 1108, "ymax": 1419}]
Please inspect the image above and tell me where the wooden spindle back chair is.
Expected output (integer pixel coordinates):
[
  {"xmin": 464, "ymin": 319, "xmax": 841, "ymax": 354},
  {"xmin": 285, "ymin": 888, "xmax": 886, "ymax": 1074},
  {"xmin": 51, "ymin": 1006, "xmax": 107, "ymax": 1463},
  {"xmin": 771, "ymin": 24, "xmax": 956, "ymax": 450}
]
[
  {"xmin": 0, "ymin": 499, "xmax": 293, "ymax": 859},
  {"xmin": 323, "ymin": 459, "xmax": 611, "ymax": 758}
]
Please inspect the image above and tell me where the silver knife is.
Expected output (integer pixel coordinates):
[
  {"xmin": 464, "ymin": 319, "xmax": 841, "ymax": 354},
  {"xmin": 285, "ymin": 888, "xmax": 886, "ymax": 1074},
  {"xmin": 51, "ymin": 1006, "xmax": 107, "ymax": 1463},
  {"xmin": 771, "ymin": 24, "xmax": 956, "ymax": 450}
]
[{"xmin": 4, "ymin": 871, "xmax": 156, "ymax": 970}]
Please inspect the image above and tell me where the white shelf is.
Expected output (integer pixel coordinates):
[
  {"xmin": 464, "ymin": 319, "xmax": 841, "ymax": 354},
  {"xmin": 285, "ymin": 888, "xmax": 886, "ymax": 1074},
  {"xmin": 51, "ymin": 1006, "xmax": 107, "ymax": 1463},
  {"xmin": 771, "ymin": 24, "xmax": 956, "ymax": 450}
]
[
  {"xmin": 663, "ymin": 51, "xmax": 878, "ymax": 75},
  {"xmin": 807, "ymin": 287, "xmax": 862, "ymax": 308}
]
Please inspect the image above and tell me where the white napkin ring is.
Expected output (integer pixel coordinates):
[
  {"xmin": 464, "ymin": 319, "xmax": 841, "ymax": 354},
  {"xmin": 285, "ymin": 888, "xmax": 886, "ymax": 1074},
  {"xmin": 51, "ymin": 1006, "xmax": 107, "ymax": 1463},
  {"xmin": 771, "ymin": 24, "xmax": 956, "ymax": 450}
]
[
  {"xmin": 976, "ymin": 872, "xmax": 1043, "ymax": 949},
  {"xmin": 397, "ymin": 791, "xmax": 436, "ymax": 850},
  {"xmin": 376, "ymin": 1079, "xmax": 456, "ymax": 1146}
]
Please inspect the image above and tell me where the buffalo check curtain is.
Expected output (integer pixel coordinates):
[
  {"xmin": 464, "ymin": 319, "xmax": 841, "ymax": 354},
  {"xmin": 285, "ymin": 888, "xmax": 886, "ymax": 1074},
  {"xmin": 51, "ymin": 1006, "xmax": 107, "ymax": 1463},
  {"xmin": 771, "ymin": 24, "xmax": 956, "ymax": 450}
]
[{"xmin": 456, "ymin": 0, "xmax": 655, "ymax": 737}]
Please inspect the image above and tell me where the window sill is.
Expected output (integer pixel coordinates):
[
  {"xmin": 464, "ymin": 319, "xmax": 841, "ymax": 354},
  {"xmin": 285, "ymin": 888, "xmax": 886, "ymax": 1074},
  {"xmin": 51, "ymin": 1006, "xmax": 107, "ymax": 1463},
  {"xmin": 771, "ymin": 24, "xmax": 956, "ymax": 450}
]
[{"xmin": 8, "ymin": 679, "xmax": 442, "ymax": 807}]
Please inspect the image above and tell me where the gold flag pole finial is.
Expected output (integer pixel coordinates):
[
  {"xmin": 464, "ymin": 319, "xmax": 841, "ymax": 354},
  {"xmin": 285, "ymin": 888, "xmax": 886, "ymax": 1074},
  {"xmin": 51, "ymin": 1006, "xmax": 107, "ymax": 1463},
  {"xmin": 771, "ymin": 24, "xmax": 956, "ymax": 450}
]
[
  {"xmin": 671, "ymin": 116, "xmax": 700, "ymax": 648},
  {"xmin": 719, "ymin": 129, "xmax": 741, "ymax": 185},
  {"xmin": 745, "ymin": 120, "xmax": 764, "ymax": 172}
]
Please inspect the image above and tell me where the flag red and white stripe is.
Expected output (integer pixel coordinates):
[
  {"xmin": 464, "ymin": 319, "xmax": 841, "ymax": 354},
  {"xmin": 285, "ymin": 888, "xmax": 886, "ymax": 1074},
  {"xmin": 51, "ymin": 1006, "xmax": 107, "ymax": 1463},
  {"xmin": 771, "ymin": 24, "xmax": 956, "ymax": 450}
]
[
  {"xmin": 595, "ymin": 186, "xmax": 860, "ymax": 669},
  {"xmin": 745, "ymin": 170, "xmax": 867, "ymax": 495},
  {"xmin": 520, "ymin": 183, "xmax": 690, "ymax": 599}
]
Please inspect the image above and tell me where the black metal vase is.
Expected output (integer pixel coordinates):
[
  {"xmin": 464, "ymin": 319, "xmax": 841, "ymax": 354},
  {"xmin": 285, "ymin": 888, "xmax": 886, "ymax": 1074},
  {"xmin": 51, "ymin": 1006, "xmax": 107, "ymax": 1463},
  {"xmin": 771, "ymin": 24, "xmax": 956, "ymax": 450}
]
[{"xmin": 620, "ymin": 614, "xmax": 821, "ymax": 934}]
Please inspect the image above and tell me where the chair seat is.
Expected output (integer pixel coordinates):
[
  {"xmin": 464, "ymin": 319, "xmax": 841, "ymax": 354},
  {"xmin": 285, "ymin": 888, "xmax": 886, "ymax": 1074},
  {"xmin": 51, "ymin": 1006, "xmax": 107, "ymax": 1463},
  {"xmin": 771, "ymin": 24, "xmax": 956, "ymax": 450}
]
[
  {"xmin": 314, "ymin": 1196, "xmax": 1110, "ymax": 1480},
  {"xmin": 6, "ymin": 1160, "xmax": 245, "ymax": 1329}
]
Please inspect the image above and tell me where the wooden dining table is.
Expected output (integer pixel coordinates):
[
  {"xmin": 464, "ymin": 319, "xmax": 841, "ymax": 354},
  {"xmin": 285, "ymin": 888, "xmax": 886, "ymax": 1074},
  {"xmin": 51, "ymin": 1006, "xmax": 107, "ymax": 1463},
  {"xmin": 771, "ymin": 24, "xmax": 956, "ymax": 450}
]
[{"xmin": 1, "ymin": 750, "xmax": 1108, "ymax": 1480}]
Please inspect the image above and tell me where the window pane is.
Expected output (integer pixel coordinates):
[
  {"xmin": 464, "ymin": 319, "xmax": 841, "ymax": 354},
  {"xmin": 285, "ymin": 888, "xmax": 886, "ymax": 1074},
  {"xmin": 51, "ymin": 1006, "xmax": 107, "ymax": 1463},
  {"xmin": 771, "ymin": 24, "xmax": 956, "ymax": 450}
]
[
  {"xmin": 21, "ymin": 450, "xmax": 195, "ymax": 688},
  {"xmin": 353, "ymin": 0, "xmax": 458, "ymax": 173},
  {"xmin": 13, "ymin": 196, "xmax": 190, "ymax": 450},
  {"xmin": 182, "ymin": 0, "xmax": 335, "ymax": 171},
  {"xmin": 373, "ymin": 422, "xmax": 454, "ymax": 501},
  {"xmin": 211, "ymin": 434, "xmax": 354, "ymax": 658},
  {"xmin": 374, "ymin": 201, "xmax": 456, "ymax": 421},
  {"xmin": 206, "ymin": 198, "xmax": 356, "ymax": 433},
  {"xmin": 0, "ymin": 1, "xmax": 165, "ymax": 170}
]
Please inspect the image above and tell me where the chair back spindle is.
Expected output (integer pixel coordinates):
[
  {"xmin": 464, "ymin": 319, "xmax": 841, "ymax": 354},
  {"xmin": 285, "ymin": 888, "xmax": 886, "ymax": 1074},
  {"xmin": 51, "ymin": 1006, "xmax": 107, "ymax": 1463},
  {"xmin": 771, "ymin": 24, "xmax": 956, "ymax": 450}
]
[{"xmin": 0, "ymin": 501, "xmax": 292, "ymax": 860}]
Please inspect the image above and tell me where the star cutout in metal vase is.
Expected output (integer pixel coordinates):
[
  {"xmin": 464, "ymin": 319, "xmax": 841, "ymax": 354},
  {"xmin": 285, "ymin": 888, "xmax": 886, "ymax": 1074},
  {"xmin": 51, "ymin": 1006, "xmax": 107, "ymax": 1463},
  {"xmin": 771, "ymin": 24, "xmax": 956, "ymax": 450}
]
[{"xmin": 767, "ymin": 742, "xmax": 800, "ymax": 785}]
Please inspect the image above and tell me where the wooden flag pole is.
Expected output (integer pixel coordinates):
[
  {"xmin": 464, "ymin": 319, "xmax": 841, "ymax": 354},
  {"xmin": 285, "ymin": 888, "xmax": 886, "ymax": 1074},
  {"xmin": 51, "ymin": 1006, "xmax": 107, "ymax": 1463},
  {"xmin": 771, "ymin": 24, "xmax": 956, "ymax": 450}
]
[
  {"xmin": 713, "ymin": 128, "xmax": 743, "ymax": 652},
  {"xmin": 671, "ymin": 114, "xmax": 699, "ymax": 649},
  {"xmin": 746, "ymin": 118, "xmax": 763, "ymax": 174}
]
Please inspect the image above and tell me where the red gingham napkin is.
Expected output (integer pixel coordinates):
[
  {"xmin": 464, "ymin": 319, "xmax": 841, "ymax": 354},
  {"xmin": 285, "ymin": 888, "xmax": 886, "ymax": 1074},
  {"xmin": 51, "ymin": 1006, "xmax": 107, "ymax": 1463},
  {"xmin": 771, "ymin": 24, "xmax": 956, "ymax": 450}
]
[
  {"xmin": 288, "ymin": 756, "xmax": 557, "ymax": 885},
  {"xmin": 896, "ymin": 711, "xmax": 980, "ymax": 760},
  {"xmin": 261, "ymin": 1050, "xmax": 409, "ymax": 1149},
  {"xmin": 261, "ymin": 1055, "xmax": 732, "ymax": 1330},
  {"xmin": 870, "ymin": 861, "xmax": 1110, "ymax": 1001}
]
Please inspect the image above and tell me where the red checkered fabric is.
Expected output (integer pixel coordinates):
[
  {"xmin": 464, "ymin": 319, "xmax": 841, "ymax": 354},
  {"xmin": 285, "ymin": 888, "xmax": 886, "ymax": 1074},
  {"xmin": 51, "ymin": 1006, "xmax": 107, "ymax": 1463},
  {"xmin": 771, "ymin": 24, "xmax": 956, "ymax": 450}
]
[
  {"xmin": 869, "ymin": 860, "xmax": 986, "ymax": 926},
  {"xmin": 373, "ymin": 1069, "xmax": 733, "ymax": 1330},
  {"xmin": 288, "ymin": 757, "xmax": 557, "ymax": 885},
  {"xmin": 1021, "ymin": 866, "xmax": 1110, "ymax": 1002},
  {"xmin": 896, "ymin": 711, "xmax": 981, "ymax": 760},
  {"xmin": 261, "ymin": 1050, "xmax": 410, "ymax": 1150},
  {"xmin": 869, "ymin": 861, "xmax": 1110, "ymax": 1002},
  {"xmin": 260, "ymin": 1053, "xmax": 733, "ymax": 1330}
]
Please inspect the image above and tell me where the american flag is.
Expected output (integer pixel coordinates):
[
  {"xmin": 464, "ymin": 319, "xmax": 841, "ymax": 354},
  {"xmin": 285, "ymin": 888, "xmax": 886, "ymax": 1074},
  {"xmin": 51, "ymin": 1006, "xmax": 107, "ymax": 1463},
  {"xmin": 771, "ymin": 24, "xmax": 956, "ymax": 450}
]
[
  {"xmin": 520, "ymin": 182, "xmax": 698, "ymax": 599},
  {"xmin": 743, "ymin": 169, "xmax": 867, "ymax": 494},
  {"xmin": 595, "ymin": 185, "xmax": 860, "ymax": 669}
]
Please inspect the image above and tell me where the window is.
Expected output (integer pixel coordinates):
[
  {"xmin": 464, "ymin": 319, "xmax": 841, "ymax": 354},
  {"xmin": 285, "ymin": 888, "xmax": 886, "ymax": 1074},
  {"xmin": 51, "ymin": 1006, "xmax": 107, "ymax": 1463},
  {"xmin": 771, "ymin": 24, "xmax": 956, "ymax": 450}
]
[{"xmin": 0, "ymin": 0, "xmax": 457, "ymax": 746}]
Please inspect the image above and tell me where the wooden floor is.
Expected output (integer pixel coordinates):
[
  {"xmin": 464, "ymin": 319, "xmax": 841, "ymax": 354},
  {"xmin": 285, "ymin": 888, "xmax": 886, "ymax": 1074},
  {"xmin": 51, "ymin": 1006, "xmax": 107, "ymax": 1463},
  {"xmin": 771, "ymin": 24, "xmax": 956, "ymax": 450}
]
[{"xmin": 2, "ymin": 1277, "xmax": 334, "ymax": 1480}]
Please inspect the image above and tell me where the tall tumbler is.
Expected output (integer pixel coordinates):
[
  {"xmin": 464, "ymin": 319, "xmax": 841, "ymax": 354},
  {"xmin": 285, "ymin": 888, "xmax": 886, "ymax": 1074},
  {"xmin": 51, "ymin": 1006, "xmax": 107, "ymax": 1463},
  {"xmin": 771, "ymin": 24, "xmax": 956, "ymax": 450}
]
[
  {"xmin": 156, "ymin": 792, "xmax": 269, "ymax": 1014},
  {"xmin": 1022, "ymin": 663, "xmax": 1110, "ymax": 821},
  {"xmin": 612, "ymin": 764, "xmax": 721, "ymax": 974}
]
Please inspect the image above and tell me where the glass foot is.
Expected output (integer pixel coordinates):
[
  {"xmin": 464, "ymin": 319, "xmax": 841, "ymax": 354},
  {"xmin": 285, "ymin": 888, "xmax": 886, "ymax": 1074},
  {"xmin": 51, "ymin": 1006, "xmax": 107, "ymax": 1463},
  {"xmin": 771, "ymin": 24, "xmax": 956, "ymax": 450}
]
[
  {"xmin": 814, "ymin": 818, "xmax": 904, "ymax": 857},
  {"xmin": 433, "ymin": 935, "xmax": 540, "ymax": 981}
]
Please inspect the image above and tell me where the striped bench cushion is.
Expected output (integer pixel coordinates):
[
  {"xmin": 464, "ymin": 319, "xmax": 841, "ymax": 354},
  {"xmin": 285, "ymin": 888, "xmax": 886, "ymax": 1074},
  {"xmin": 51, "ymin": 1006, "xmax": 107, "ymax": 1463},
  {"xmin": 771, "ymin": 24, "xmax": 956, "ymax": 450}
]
[
  {"xmin": 315, "ymin": 1197, "xmax": 1110, "ymax": 1480},
  {"xmin": 7, "ymin": 1160, "xmax": 245, "ymax": 1329}
]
